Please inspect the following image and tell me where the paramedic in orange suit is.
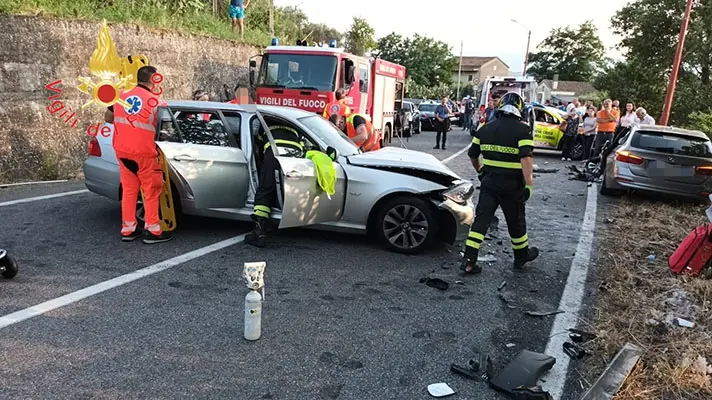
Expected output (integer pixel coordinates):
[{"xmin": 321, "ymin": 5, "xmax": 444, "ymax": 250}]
[
  {"xmin": 323, "ymin": 88, "xmax": 351, "ymax": 119},
  {"xmin": 104, "ymin": 65, "xmax": 173, "ymax": 244}
]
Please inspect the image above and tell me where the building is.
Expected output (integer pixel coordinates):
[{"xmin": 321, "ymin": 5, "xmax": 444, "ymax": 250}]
[
  {"xmin": 452, "ymin": 56, "xmax": 511, "ymax": 87},
  {"xmin": 536, "ymin": 75, "xmax": 597, "ymax": 104}
]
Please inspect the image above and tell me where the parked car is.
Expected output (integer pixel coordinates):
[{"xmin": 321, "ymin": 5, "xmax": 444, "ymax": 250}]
[
  {"xmin": 418, "ymin": 101, "xmax": 456, "ymax": 131},
  {"xmin": 83, "ymin": 101, "xmax": 475, "ymax": 254},
  {"xmin": 531, "ymin": 104, "xmax": 586, "ymax": 160},
  {"xmin": 396, "ymin": 100, "xmax": 421, "ymax": 137},
  {"xmin": 601, "ymin": 124, "xmax": 712, "ymax": 201}
]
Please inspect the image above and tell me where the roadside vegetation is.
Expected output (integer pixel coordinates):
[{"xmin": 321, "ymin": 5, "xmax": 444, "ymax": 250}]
[{"xmin": 587, "ymin": 196, "xmax": 712, "ymax": 399}]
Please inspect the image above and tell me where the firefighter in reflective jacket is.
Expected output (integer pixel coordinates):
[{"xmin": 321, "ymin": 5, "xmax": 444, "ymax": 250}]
[
  {"xmin": 461, "ymin": 92, "xmax": 539, "ymax": 274},
  {"xmin": 330, "ymin": 113, "xmax": 380, "ymax": 152},
  {"xmin": 245, "ymin": 123, "xmax": 306, "ymax": 248},
  {"xmin": 105, "ymin": 65, "xmax": 172, "ymax": 244},
  {"xmin": 322, "ymin": 88, "xmax": 351, "ymax": 120}
]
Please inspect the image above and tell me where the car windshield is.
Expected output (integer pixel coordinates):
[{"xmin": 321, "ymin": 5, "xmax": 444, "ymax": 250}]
[
  {"xmin": 258, "ymin": 53, "xmax": 338, "ymax": 92},
  {"xmin": 297, "ymin": 115, "xmax": 360, "ymax": 156},
  {"xmin": 419, "ymin": 104, "xmax": 438, "ymax": 112},
  {"xmin": 632, "ymin": 130, "xmax": 712, "ymax": 157}
]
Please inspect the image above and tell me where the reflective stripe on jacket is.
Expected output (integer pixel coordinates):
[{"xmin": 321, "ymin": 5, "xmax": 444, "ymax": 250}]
[
  {"xmin": 346, "ymin": 114, "xmax": 380, "ymax": 152},
  {"xmin": 113, "ymin": 85, "xmax": 166, "ymax": 158},
  {"xmin": 259, "ymin": 125, "xmax": 304, "ymax": 153}
]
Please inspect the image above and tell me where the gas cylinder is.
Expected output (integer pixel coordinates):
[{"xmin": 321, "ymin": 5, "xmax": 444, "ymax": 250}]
[{"xmin": 244, "ymin": 290, "xmax": 262, "ymax": 340}]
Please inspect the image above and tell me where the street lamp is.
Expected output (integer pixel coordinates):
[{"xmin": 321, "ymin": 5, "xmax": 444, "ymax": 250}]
[{"xmin": 511, "ymin": 19, "xmax": 532, "ymax": 77}]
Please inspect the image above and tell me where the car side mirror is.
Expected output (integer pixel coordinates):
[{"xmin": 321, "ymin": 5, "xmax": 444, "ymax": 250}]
[{"xmin": 326, "ymin": 146, "xmax": 338, "ymax": 161}]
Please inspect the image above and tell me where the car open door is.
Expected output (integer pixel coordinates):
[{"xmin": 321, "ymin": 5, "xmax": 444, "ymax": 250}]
[
  {"xmin": 156, "ymin": 107, "xmax": 250, "ymax": 209},
  {"xmin": 254, "ymin": 110, "xmax": 347, "ymax": 229}
]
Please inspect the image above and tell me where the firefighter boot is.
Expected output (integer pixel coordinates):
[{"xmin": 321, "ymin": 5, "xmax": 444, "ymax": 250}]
[
  {"xmin": 245, "ymin": 215, "xmax": 269, "ymax": 248},
  {"xmin": 513, "ymin": 246, "xmax": 540, "ymax": 269},
  {"xmin": 460, "ymin": 258, "xmax": 482, "ymax": 275}
]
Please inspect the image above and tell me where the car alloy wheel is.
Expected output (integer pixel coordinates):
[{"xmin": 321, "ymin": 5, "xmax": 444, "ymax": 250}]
[
  {"xmin": 382, "ymin": 204, "xmax": 429, "ymax": 251},
  {"xmin": 570, "ymin": 139, "xmax": 584, "ymax": 160}
]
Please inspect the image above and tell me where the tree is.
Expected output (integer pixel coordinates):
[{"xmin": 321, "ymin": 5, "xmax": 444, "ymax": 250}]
[
  {"xmin": 594, "ymin": 0, "xmax": 712, "ymax": 127},
  {"xmin": 303, "ymin": 23, "xmax": 343, "ymax": 45},
  {"xmin": 527, "ymin": 21, "xmax": 605, "ymax": 81},
  {"xmin": 344, "ymin": 17, "xmax": 375, "ymax": 56},
  {"xmin": 374, "ymin": 33, "xmax": 457, "ymax": 87}
]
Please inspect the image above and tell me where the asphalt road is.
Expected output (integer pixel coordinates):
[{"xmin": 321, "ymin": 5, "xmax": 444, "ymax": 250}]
[{"xmin": 0, "ymin": 127, "xmax": 592, "ymax": 400}]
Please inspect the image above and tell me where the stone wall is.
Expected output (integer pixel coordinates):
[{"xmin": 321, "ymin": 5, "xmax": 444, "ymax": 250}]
[{"xmin": 0, "ymin": 15, "xmax": 258, "ymax": 183}]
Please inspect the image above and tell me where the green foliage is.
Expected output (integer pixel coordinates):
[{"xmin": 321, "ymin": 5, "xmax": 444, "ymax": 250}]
[
  {"xmin": 375, "ymin": 32, "xmax": 457, "ymax": 90},
  {"xmin": 405, "ymin": 77, "xmax": 450, "ymax": 99},
  {"xmin": 594, "ymin": 0, "xmax": 712, "ymax": 127},
  {"xmin": 527, "ymin": 21, "xmax": 606, "ymax": 81},
  {"xmin": 450, "ymin": 83, "xmax": 475, "ymax": 100},
  {"xmin": 687, "ymin": 110, "xmax": 712, "ymax": 138},
  {"xmin": 344, "ymin": 17, "xmax": 375, "ymax": 56}
]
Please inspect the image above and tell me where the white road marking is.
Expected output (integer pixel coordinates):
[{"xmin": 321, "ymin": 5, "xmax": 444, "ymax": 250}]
[
  {"xmin": 542, "ymin": 183, "xmax": 599, "ymax": 398},
  {"xmin": 0, "ymin": 189, "xmax": 89, "ymax": 207},
  {"xmin": 441, "ymin": 143, "xmax": 471, "ymax": 164},
  {"xmin": 0, "ymin": 234, "xmax": 247, "ymax": 331}
]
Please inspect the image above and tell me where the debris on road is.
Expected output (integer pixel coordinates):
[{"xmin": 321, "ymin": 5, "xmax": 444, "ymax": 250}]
[
  {"xmin": 499, "ymin": 292, "xmax": 519, "ymax": 309},
  {"xmin": 488, "ymin": 350, "xmax": 556, "ymax": 395},
  {"xmin": 506, "ymin": 343, "xmax": 516, "ymax": 348},
  {"xmin": 568, "ymin": 328, "xmax": 597, "ymax": 344},
  {"xmin": 524, "ymin": 310, "xmax": 564, "ymax": 317},
  {"xmin": 580, "ymin": 343, "xmax": 642, "ymax": 400},
  {"xmin": 647, "ymin": 254, "xmax": 656, "ymax": 262},
  {"xmin": 674, "ymin": 317, "xmax": 695, "ymax": 328},
  {"xmin": 497, "ymin": 281, "xmax": 507, "ymax": 291},
  {"xmin": 533, "ymin": 164, "xmax": 559, "ymax": 173},
  {"xmin": 478, "ymin": 254, "xmax": 497, "ymax": 263},
  {"xmin": 427, "ymin": 382, "xmax": 455, "ymax": 397},
  {"xmin": 563, "ymin": 341, "xmax": 586, "ymax": 359},
  {"xmin": 420, "ymin": 278, "xmax": 449, "ymax": 291},
  {"xmin": 541, "ymin": 195, "xmax": 550, "ymax": 202}
]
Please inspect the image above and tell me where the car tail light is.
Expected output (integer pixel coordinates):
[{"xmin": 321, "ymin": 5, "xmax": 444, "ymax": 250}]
[
  {"xmin": 695, "ymin": 165, "xmax": 712, "ymax": 176},
  {"xmin": 615, "ymin": 150, "xmax": 643, "ymax": 165},
  {"xmin": 88, "ymin": 138, "xmax": 102, "ymax": 157}
]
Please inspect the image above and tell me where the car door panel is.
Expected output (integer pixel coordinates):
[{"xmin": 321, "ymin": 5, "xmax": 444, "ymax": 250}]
[
  {"xmin": 157, "ymin": 142, "xmax": 249, "ymax": 209},
  {"xmin": 274, "ymin": 156, "xmax": 347, "ymax": 229}
]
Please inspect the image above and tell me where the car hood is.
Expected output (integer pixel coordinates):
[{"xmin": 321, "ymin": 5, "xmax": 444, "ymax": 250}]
[{"xmin": 346, "ymin": 147, "xmax": 461, "ymax": 184}]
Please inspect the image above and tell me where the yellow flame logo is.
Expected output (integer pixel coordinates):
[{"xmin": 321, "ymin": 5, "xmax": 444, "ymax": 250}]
[{"xmin": 75, "ymin": 20, "xmax": 137, "ymax": 110}]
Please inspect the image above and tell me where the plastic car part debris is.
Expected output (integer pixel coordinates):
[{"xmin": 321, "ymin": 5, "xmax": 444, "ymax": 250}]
[
  {"xmin": 524, "ymin": 310, "xmax": 564, "ymax": 317},
  {"xmin": 563, "ymin": 342, "xmax": 586, "ymax": 359},
  {"xmin": 478, "ymin": 254, "xmax": 497, "ymax": 263},
  {"xmin": 427, "ymin": 382, "xmax": 455, "ymax": 397},
  {"xmin": 450, "ymin": 363, "xmax": 479, "ymax": 380},
  {"xmin": 488, "ymin": 350, "xmax": 556, "ymax": 394},
  {"xmin": 424, "ymin": 278, "xmax": 449, "ymax": 291},
  {"xmin": 511, "ymin": 386, "xmax": 553, "ymax": 400},
  {"xmin": 568, "ymin": 328, "xmax": 597, "ymax": 343},
  {"xmin": 674, "ymin": 317, "xmax": 695, "ymax": 328},
  {"xmin": 497, "ymin": 281, "xmax": 507, "ymax": 291},
  {"xmin": 580, "ymin": 343, "xmax": 642, "ymax": 400}
]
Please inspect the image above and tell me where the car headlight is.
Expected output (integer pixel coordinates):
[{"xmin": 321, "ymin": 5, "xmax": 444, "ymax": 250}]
[{"xmin": 442, "ymin": 181, "xmax": 474, "ymax": 205}]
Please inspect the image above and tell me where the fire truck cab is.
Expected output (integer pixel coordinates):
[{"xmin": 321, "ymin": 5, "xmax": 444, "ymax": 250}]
[{"xmin": 249, "ymin": 41, "xmax": 407, "ymax": 148}]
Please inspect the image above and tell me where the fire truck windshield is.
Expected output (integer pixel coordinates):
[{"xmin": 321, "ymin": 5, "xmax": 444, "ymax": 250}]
[{"xmin": 258, "ymin": 53, "xmax": 338, "ymax": 92}]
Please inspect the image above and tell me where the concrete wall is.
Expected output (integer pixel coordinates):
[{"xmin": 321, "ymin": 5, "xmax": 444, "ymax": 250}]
[
  {"xmin": 478, "ymin": 59, "xmax": 510, "ymax": 81},
  {"xmin": 0, "ymin": 15, "xmax": 258, "ymax": 183}
]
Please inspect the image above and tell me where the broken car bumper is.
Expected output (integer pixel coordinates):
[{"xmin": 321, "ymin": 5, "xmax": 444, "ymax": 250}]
[{"xmin": 437, "ymin": 198, "xmax": 475, "ymax": 242}]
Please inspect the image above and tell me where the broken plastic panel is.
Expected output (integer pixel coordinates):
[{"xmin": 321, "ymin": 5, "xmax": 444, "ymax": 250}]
[{"xmin": 488, "ymin": 350, "xmax": 556, "ymax": 394}]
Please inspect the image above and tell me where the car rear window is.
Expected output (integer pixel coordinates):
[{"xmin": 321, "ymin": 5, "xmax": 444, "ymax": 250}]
[
  {"xmin": 419, "ymin": 104, "xmax": 437, "ymax": 112},
  {"xmin": 631, "ymin": 130, "xmax": 712, "ymax": 157}
]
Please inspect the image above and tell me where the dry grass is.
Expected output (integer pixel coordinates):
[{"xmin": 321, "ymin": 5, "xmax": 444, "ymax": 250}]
[{"xmin": 583, "ymin": 194, "xmax": 712, "ymax": 399}]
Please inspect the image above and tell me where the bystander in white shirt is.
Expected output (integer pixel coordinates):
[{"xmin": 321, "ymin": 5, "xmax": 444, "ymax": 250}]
[
  {"xmin": 634, "ymin": 107, "xmax": 655, "ymax": 125},
  {"xmin": 620, "ymin": 112, "xmax": 637, "ymax": 127}
]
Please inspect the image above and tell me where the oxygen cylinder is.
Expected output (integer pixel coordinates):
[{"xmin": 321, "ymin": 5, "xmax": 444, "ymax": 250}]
[{"xmin": 244, "ymin": 290, "xmax": 262, "ymax": 340}]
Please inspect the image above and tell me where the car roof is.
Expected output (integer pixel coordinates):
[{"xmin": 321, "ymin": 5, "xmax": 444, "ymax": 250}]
[
  {"xmin": 635, "ymin": 124, "xmax": 709, "ymax": 140},
  {"xmin": 164, "ymin": 100, "xmax": 316, "ymax": 119}
]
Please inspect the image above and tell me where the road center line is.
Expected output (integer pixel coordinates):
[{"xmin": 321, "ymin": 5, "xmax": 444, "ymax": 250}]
[
  {"xmin": 0, "ymin": 234, "xmax": 247, "ymax": 331},
  {"xmin": 0, "ymin": 189, "xmax": 89, "ymax": 207},
  {"xmin": 542, "ymin": 183, "xmax": 599, "ymax": 398},
  {"xmin": 441, "ymin": 143, "xmax": 471, "ymax": 164}
]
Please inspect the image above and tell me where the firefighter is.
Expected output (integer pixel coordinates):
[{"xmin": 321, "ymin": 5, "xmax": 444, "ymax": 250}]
[
  {"xmin": 329, "ymin": 113, "xmax": 380, "ymax": 152},
  {"xmin": 461, "ymin": 92, "xmax": 539, "ymax": 274},
  {"xmin": 322, "ymin": 88, "xmax": 351, "ymax": 120},
  {"xmin": 244, "ymin": 122, "xmax": 306, "ymax": 248},
  {"xmin": 105, "ymin": 65, "xmax": 173, "ymax": 244}
]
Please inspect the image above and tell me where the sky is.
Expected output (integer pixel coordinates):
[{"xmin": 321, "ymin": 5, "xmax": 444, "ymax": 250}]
[{"xmin": 273, "ymin": 0, "xmax": 626, "ymax": 74}]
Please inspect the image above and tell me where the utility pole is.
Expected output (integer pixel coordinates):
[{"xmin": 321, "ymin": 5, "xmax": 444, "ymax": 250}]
[
  {"xmin": 523, "ymin": 29, "xmax": 531, "ymax": 77},
  {"xmin": 457, "ymin": 40, "xmax": 463, "ymax": 100},
  {"xmin": 268, "ymin": 0, "xmax": 275, "ymax": 37},
  {"xmin": 660, "ymin": 0, "xmax": 694, "ymax": 126}
]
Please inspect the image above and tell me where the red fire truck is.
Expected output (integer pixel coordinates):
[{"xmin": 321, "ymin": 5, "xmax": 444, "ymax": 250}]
[{"xmin": 249, "ymin": 41, "xmax": 407, "ymax": 147}]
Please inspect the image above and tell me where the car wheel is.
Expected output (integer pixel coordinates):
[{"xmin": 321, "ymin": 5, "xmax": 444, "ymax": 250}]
[
  {"xmin": 374, "ymin": 196, "xmax": 438, "ymax": 254},
  {"xmin": 600, "ymin": 170, "xmax": 623, "ymax": 196},
  {"xmin": 0, "ymin": 253, "xmax": 18, "ymax": 279},
  {"xmin": 570, "ymin": 137, "xmax": 585, "ymax": 160},
  {"xmin": 403, "ymin": 123, "xmax": 412, "ymax": 138}
]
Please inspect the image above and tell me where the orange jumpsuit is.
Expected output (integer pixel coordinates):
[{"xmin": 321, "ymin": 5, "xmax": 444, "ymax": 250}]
[
  {"xmin": 112, "ymin": 84, "xmax": 166, "ymax": 237},
  {"xmin": 346, "ymin": 113, "xmax": 380, "ymax": 152},
  {"xmin": 323, "ymin": 100, "xmax": 351, "ymax": 119}
]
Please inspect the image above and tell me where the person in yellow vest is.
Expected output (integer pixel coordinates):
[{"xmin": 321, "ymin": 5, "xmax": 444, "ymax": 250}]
[
  {"xmin": 329, "ymin": 113, "xmax": 380, "ymax": 152},
  {"xmin": 323, "ymin": 89, "xmax": 351, "ymax": 120}
]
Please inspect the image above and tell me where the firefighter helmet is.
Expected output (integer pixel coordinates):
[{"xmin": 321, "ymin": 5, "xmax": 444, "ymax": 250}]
[{"xmin": 496, "ymin": 92, "xmax": 525, "ymax": 119}]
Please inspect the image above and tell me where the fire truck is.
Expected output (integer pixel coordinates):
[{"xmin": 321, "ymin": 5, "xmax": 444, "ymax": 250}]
[{"xmin": 248, "ymin": 40, "xmax": 407, "ymax": 147}]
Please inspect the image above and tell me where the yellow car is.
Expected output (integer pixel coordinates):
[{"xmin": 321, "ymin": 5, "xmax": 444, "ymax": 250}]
[{"xmin": 532, "ymin": 105, "xmax": 585, "ymax": 160}]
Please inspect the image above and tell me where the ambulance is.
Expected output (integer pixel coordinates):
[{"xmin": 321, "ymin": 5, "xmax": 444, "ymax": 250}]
[
  {"xmin": 475, "ymin": 76, "xmax": 538, "ymax": 133},
  {"xmin": 249, "ymin": 40, "xmax": 407, "ymax": 147}
]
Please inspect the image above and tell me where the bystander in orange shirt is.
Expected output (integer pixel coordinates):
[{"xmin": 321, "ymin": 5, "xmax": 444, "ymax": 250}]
[{"xmin": 596, "ymin": 108, "xmax": 619, "ymax": 133}]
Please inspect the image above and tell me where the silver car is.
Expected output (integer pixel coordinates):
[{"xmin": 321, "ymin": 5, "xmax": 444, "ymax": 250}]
[
  {"xmin": 83, "ymin": 101, "xmax": 475, "ymax": 254},
  {"xmin": 601, "ymin": 124, "xmax": 712, "ymax": 200}
]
